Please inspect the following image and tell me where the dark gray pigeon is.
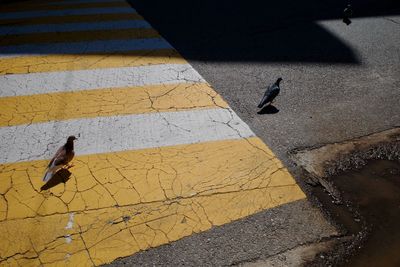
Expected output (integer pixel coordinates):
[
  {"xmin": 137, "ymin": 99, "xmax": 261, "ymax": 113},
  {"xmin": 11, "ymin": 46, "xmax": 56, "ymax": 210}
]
[
  {"xmin": 43, "ymin": 136, "xmax": 77, "ymax": 182},
  {"xmin": 258, "ymin": 77, "xmax": 282, "ymax": 109},
  {"xmin": 343, "ymin": 4, "xmax": 353, "ymax": 25}
]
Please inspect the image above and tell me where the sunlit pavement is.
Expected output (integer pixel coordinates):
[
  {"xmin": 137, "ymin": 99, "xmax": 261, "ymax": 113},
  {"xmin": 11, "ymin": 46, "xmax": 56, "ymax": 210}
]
[
  {"xmin": 117, "ymin": 1, "xmax": 400, "ymax": 266},
  {"xmin": 0, "ymin": 0, "xmax": 309, "ymax": 265}
]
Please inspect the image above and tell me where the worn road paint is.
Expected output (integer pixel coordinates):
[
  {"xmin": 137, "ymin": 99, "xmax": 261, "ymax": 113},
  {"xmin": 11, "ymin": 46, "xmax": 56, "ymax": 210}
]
[
  {"xmin": 0, "ymin": 49, "xmax": 182, "ymax": 75},
  {"xmin": 0, "ymin": 64, "xmax": 204, "ymax": 97},
  {"xmin": 0, "ymin": 108, "xmax": 253, "ymax": 164},
  {"xmin": 0, "ymin": 28, "xmax": 159, "ymax": 46},
  {"xmin": 65, "ymin": 213, "xmax": 75, "ymax": 229},
  {"xmin": 0, "ymin": 7, "xmax": 136, "ymax": 20},
  {"xmin": 0, "ymin": 13, "xmax": 143, "ymax": 26},
  {"xmin": 0, "ymin": 137, "xmax": 303, "ymax": 220},
  {"xmin": 0, "ymin": 37, "xmax": 171, "ymax": 59},
  {"xmin": 0, "ymin": 152, "xmax": 304, "ymax": 265},
  {"xmin": 0, "ymin": 83, "xmax": 227, "ymax": 127},
  {"xmin": 0, "ymin": 0, "xmax": 306, "ymax": 265},
  {"xmin": 65, "ymin": 234, "xmax": 72, "ymax": 244},
  {"xmin": 0, "ymin": 20, "xmax": 151, "ymax": 35},
  {"xmin": 0, "ymin": 1, "xmax": 130, "ymax": 12}
]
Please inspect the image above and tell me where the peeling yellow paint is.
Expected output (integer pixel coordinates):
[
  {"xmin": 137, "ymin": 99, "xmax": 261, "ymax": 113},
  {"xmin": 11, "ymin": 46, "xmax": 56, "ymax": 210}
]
[
  {"xmin": 0, "ymin": 177, "xmax": 304, "ymax": 266},
  {"xmin": 0, "ymin": 196, "xmax": 6, "ymax": 221},
  {"xmin": 0, "ymin": 1, "xmax": 307, "ymax": 265},
  {"xmin": 0, "ymin": 138, "xmax": 305, "ymax": 264},
  {"xmin": 0, "ymin": 49, "xmax": 184, "ymax": 75},
  {"xmin": 0, "ymin": 137, "xmax": 304, "ymax": 219},
  {"xmin": 0, "ymin": 83, "xmax": 227, "ymax": 127},
  {"xmin": 0, "ymin": 28, "xmax": 159, "ymax": 46},
  {"xmin": 0, "ymin": 173, "xmax": 11, "ymax": 194},
  {"xmin": 1, "ymin": 256, "xmax": 42, "ymax": 267}
]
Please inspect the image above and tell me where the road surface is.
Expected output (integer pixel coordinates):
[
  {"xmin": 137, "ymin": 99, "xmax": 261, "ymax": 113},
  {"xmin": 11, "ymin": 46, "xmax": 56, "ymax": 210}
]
[{"xmin": 0, "ymin": 0, "xmax": 338, "ymax": 266}]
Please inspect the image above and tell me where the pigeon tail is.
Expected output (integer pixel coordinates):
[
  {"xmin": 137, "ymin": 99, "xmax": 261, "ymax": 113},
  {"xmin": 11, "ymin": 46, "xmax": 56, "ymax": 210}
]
[
  {"xmin": 258, "ymin": 95, "xmax": 269, "ymax": 108},
  {"xmin": 43, "ymin": 170, "xmax": 53, "ymax": 183},
  {"xmin": 42, "ymin": 164, "xmax": 63, "ymax": 182},
  {"xmin": 258, "ymin": 102, "xmax": 268, "ymax": 108}
]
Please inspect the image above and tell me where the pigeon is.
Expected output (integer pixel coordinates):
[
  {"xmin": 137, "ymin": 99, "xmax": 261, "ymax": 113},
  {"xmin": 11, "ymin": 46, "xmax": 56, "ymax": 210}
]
[
  {"xmin": 343, "ymin": 4, "xmax": 353, "ymax": 25},
  {"xmin": 43, "ymin": 136, "xmax": 77, "ymax": 183},
  {"xmin": 258, "ymin": 77, "xmax": 282, "ymax": 109}
]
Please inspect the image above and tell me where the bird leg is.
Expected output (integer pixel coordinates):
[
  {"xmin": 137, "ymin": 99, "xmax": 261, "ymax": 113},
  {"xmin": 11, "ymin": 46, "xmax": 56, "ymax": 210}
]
[{"xmin": 65, "ymin": 163, "xmax": 75, "ymax": 169}]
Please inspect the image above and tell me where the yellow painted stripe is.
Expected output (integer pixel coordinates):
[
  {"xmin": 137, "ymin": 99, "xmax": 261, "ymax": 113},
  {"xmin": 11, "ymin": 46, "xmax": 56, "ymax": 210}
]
[
  {"xmin": 0, "ymin": 137, "xmax": 305, "ymax": 264},
  {"xmin": 0, "ymin": 137, "xmax": 305, "ymax": 221},
  {"xmin": 0, "ymin": 28, "xmax": 159, "ymax": 46},
  {"xmin": 0, "ymin": 1, "xmax": 129, "ymax": 12},
  {"xmin": 0, "ymin": 13, "xmax": 142, "ymax": 26},
  {"xmin": 0, "ymin": 49, "xmax": 184, "ymax": 75},
  {"xmin": 0, "ymin": 83, "xmax": 228, "ymax": 127},
  {"xmin": 0, "ymin": 185, "xmax": 304, "ymax": 266}
]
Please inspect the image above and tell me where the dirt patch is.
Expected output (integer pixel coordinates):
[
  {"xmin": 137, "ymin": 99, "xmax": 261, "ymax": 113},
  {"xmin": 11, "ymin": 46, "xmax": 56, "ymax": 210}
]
[
  {"xmin": 310, "ymin": 160, "xmax": 400, "ymax": 267},
  {"xmin": 290, "ymin": 127, "xmax": 400, "ymax": 178},
  {"xmin": 291, "ymin": 127, "xmax": 400, "ymax": 267},
  {"xmin": 239, "ymin": 240, "xmax": 338, "ymax": 267},
  {"xmin": 290, "ymin": 127, "xmax": 400, "ymax": 202}
]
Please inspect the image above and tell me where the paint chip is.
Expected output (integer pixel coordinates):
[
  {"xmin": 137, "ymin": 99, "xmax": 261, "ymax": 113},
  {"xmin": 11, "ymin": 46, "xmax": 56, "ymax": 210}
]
[
  {"xmin": 65, "ymin": 213, "xmax": 74, "ymax": 229},
  {"xmin": 65, "ymin": 234, "xmax": 72, "ymax": 244}
]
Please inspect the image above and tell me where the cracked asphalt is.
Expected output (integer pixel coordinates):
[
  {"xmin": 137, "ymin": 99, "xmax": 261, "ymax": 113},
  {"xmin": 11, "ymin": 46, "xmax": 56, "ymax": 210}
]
[
  {"xmin": 108, "ymin": 0, "xmax": 399, "ymax": 266},
  {"xmin": 1, "ymin": 0, "xmax": 398, "ymax": 266},
  {"xmin": 0, "ymin": 0, "xmax": 319, "ymax": 266}
]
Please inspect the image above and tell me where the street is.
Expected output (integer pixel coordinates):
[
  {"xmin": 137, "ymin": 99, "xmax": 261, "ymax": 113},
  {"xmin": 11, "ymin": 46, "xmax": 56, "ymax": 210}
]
[{"xmin": 0, "ymin": 0, "xmax": 399, "ymax": 266}]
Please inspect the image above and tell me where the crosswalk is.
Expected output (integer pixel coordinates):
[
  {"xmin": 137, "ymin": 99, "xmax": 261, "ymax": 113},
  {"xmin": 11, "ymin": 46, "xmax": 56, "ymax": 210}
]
[{"xmin": 0, "ymin": 0, "xmax": 305, "ymax": 266}]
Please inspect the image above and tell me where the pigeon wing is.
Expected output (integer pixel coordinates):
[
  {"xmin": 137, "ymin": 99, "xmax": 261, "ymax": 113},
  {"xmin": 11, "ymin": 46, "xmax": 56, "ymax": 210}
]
[
  {"xmin": 258, "ymin": 85, "xmax": 273, "ymax": 108},
  {"xmin": 43, "ymin": 146, "xmax": 68, "ymax": 182},
  {"xmin": 52, "ymin": 150, "xmax": 69, "ymax": 167},
  {"xmin": 267, "ymin": 87, "xmax": 280, "ymax": 103},
  {"xmin": 47, "ymin": 146, "xmax": 65, "ymax": 167}
]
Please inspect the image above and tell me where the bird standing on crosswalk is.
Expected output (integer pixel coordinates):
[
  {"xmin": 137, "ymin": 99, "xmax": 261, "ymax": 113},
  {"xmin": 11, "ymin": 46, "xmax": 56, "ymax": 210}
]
[
  {"xmin": 43, "ymin": 136, "xmax": 77, "ymax": 183},
  {"xmin": 258, "ymin": 78, "xmax": 282, "ymax": 109}
]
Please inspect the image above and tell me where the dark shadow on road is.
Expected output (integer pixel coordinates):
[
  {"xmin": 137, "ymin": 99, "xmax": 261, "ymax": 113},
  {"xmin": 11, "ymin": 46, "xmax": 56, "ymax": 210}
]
[
  {"xmin": 40, "ymin": 168, "xmax": 71, "ymax": 191},
  {"xmin": 0, "ymin": 0, "xmax": 398, "ymax": 63},
  {"xmin": 126, "ymin": 0, "xmax": 400, "ymax": 64},
  {"xmin": 257, "ymin": 105, "xmax": 279, "ymax": 115}
]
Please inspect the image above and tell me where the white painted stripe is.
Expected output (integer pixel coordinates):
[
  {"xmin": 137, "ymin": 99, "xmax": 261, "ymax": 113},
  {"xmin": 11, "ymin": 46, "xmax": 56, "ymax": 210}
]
[
  {"xmin": 0, "ymin": 7, "xmax": 135, "ymax": 20},
  {"xmin": 0, "ymin": 108, "xmax": 255, "ymax": 164},
  {"xmin": 0, "ymin": 38, "xmax": 171, "ymax": 59},
  {"xmin": 0, "ymin": 64, "xmax": 204, "ymax": 97},
  {"xmin": 0, "ymin": 20, "xmax": 151, "ymax": 35}
]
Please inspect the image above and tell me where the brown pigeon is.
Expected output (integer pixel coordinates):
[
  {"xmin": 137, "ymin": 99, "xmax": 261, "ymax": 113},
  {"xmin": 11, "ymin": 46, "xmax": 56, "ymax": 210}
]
[{"xmin": 43, "ymin": 136, "xmax": 77, "ymax": 182}]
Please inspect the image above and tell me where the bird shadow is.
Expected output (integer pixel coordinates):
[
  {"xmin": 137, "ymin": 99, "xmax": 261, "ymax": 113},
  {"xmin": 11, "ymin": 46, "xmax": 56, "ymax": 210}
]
[
  {"xmin": 257, "ymin": 105, "xmax": 279, "ymax": 115},
  {"xmin": 40, "ymin": 169, "xmax": 71, "ymax": 191}
]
